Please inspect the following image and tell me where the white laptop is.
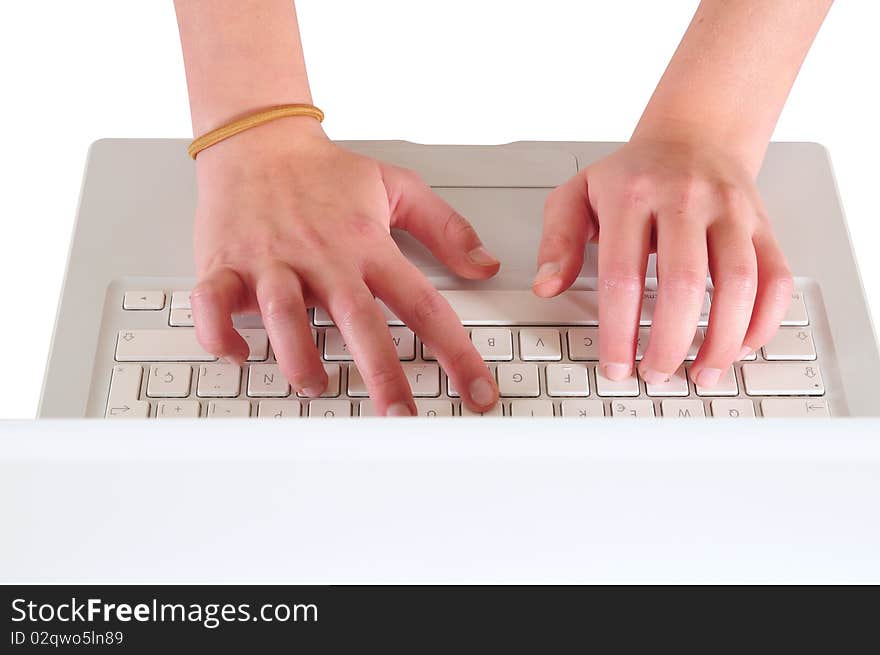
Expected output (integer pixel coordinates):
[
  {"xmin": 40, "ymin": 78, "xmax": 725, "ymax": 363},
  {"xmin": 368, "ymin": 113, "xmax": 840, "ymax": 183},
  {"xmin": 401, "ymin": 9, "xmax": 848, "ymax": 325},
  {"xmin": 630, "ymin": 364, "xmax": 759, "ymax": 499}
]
[{"xmin": 2, "ymin": 139, "xmax": 879, "ymax": 583}]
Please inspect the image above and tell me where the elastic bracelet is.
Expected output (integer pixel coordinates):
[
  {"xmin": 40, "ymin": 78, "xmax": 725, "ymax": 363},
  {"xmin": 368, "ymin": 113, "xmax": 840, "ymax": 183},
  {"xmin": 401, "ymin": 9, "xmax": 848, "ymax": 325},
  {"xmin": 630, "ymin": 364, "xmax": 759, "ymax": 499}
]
[{"xmin": 187, "ymin": 103, "xmax": 325, "ymax": 159}]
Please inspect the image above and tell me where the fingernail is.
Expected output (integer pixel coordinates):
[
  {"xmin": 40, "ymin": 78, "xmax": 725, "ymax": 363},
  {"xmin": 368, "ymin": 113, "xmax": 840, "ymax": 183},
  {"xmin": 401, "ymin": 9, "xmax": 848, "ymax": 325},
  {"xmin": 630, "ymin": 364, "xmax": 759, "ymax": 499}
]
[
  {"xmin": 386, "ymin": 402, "xmax": 415, "ymax": 417},
  {"xmin": 469, "ymin": 377, "xmax": 497, "ymax": 407},
  {"xmin": 640, "ymin": 368, "xmax": 669, "ymax": 385},
  {"xmin": 695, "ymin": 368, "xmax": 723, "ymax": 388},
  {"xmin": 533, "ymin": 262, "xmax": 561, "ymax": 286},
  {"xmin": 467, "ymin": 246, "xmax": 500, "ymax": 267},
  {"xmin": 301, "ymin": 386, "xmax": 323, "ymax": 398},
  {"xmin": 738, "ymin": 346, "xmax": 752, "ymax": 360},
  {"xmin": 602, "ymin": 363, "xmax": 630, "ymax": 381},
  {"xmin": 220, "ymin": 355, "xmax": 244, "ymax": 367}
]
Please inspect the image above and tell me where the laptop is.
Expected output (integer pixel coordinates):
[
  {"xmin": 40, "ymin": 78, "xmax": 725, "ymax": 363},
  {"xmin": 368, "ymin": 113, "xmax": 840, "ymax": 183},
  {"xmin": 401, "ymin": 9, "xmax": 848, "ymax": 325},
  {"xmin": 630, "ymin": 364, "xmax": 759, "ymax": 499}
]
[
  {"xmin": 35, "ymin": 139, "xmax": 880, "ymax": 418},
  {"xmin": 2, "ymin": 139, "xmax": 879, "ymax": 583}
]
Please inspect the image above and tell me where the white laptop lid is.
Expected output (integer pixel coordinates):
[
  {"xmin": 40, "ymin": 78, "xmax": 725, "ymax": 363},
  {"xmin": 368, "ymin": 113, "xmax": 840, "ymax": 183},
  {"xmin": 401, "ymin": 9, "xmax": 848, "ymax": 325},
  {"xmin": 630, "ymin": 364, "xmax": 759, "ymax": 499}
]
[{"xmin": 3, "ymin": 418, "xmax": 879, "ymax": 583}]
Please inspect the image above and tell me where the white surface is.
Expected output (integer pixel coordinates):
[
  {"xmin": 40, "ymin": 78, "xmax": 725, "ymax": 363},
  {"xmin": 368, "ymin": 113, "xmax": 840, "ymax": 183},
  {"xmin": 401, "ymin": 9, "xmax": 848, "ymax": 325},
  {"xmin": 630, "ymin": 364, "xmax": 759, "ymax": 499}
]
[
  {"xmin": 3, "ymin": 418, "xmax": 879, "ymax": 583},
  {"xmin": 0, "ymin": 1, "xmax": 878, "ymax": 418}
]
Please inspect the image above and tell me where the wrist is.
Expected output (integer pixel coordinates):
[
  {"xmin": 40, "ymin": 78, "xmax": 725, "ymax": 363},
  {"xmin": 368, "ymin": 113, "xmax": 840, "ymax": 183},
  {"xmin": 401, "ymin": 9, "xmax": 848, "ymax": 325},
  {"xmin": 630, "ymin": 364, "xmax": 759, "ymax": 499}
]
[
  {"xmin": 632, "ymin": 114, "xmax": 767, "ymax": 178},
  {"xmin": 194, "ymin": 115, "xmax": 329, "ymax": 173}
]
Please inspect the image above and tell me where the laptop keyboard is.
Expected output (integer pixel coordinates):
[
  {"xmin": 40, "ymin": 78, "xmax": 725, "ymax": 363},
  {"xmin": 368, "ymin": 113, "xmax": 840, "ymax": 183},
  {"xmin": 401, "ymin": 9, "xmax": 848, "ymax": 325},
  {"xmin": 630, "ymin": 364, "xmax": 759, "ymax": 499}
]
[{"xmin": 105, "ymin": 288, "xmax": 829, "ymax": 418}]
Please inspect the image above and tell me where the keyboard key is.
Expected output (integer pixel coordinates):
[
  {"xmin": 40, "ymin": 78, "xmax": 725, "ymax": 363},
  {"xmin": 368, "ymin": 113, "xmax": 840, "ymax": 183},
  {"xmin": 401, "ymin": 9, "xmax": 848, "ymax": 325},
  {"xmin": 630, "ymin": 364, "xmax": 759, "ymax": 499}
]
[
  {"xmin": 157, "ymin": 400, "xmax": 201, "ymax": 418},
  {"xmin": 107, "ymin": 364, "xmax": 143, "ymax": 411},
  {"xmin": 207, "ymin": 400, "xmax": 251, "ymax": 418},
  {"xmin": 760, "ymin": 398, "xmax": 830, "ymax": 418},
  {"xmin": 308, "ymin": 400, "xmax": 352, "ymax": 417},
  {"xmin": 422, "ymin": 343, "xmax": 437, "ymax": 360},
  {"xmin": 297, "ymin": 363, "xmax": 341, "ymax": 398},
  {"xmin": 447, "ymin": 366, "xmax": 496, "ymax": 398},
  {"xmin": 510, "ymin": 400, "xmax": 555, "ymax": 417},
  {"xmin": 248, "ymin": 364, "xmax": 290, "ymax": 397},
  {"xmin": 661, "ymin": 399, "xmax": 705, "ymax": 418},
  {"xmin": 595, "ymin": 369, "xmax": 639, "ymax": 397},
  {"xmin": 106, "ymin": 401, "xmax": 150, "ymax": 418},
  {"xmin": 436, "ymin": 290, "xmax": 710, "ymax": 326},
  {"xmin": 146, "ymin": 364, "xmax": 192, "ymax": 398},
  {"xmin": 545, "ymin": 364, "xmax": 590, "ymax": 396},
  {"xmin": 611, "ymin": 399, "xmax": 655, "ymax": 417},
  {"xmin": 780, "ymin": 291, "xmax": 809, "ymax": 326},
  {"xmin": 313, "ymin": 301, "xmax": 401, "ymax": 326},
  {"xmin": 567, "ymin": 328, "xmax": 599, "ymax": 360},
  {"xmin": 641, "ymin": 290, "xmax": 711, "ymax": 327},
  {"xmin": 762, "ymin": 328, "xmax": 817, "ymax": 361},
  {"xmin": 461, "ymin": 403, "xmax": 503, "ymax": 417},
  {"xmin": 257, "ymin": 400, "xmax": 302, "ymax": 418},
  {"xmin": 123, "ymin": 290, "xmax": 165, "ymax": 310},
  {"xmin": 637, "ymin": 328, "xmax": 703, "ymax": 361},
  {"xmin": 471, "ymin": 328, "xmax": 513, "ymax": 360},
  {"xmin": 405, "ymin": 364, "xmax": 441, "ymax": 396},
  {"xmin": 324, "ymin": 327, "xmax": 416, "ymax": 361},
  {"xmin": 197, "ymin": 364, "xmax": 241, "ymax": 397},
  {"xmin": 561, "ymin": 399, "xmax": 605, "ymax": 417},
  {"xmin": 115, "ymin": 329, "xmax": 267, "ymax": 362},
  {"xmin": 497, "ymin": 363, "xmax": 540, "ymax": 397},
  {"xmin": 350, "ymin": 364, "xmax": 438, "ymax": 397},
  {"xmin": 710, "ymin": 399, "xmax": 756, "ymax": 418},
  {"xmin": 692, "ymin": 366, "xmax": 738, "ymax": 396},
  {"xmin": 327, "ymin": 323, "xmax": 413, "ymax": 360},
  {"xmin": 644, "ymin": 365, "xmax": 689, "ymax": 397},
  {"xmin": 742, "ymin": 363, "xmax": 825, "ymax": 396},
  {"xmin": 415, "ymin": 400, "xmax": 454, "ymax": 417},
  {"xmin": 389, "ymin": 327, "xmax": 416, "ymax": 360},
  {"xmin": 323, "ymin": 328, "xmax": 352, "ymax": 361},
  {"xmin": 170, "ymin": 290, "xmax": 192, "ymax": 310},
  {"xmin": 519, "ymin": 328, "xmax": 562, "ymax": 361},
  {"xmin": 169, "ymin": 308, "xmax": 194, "ymax": 327}
]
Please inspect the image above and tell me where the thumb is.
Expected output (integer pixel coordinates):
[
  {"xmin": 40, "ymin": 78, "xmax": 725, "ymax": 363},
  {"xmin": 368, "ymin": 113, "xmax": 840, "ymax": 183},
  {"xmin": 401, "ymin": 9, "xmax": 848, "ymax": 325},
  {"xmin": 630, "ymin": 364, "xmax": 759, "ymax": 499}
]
[
  {"xmin": 533, "ymin": 172, "xmax": 595, "ymax": 297},
  {"xmin": 383, "ymin": 164, "xmax": 501, "ymax": 280}
]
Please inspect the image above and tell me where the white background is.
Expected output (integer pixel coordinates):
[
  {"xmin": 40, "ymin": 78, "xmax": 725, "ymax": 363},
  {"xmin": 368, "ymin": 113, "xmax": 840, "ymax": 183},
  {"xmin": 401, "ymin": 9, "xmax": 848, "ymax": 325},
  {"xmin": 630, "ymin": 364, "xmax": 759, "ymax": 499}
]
[{"xmin": 0, "ymin": 1, "xmax": 876, "ymax": 419}]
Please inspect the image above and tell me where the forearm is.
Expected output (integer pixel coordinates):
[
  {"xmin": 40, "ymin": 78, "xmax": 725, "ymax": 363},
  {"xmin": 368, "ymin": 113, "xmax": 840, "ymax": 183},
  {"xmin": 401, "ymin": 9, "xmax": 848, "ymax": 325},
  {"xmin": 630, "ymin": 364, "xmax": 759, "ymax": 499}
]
[
  {"xmin": 174, "ymin": 0, "xmax": 312, "ymax": 135},
  {"xmin": 634, "ymin": 0, "xmax": 832, "ymax": 174}
]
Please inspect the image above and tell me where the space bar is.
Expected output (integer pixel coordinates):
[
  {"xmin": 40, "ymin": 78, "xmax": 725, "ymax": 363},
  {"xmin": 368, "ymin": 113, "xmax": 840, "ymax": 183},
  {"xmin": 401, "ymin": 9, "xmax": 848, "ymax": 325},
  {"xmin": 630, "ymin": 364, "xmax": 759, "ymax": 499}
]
[{"xmin": 313, "ymin": 290, "xmax": 711, "ymax": 326}]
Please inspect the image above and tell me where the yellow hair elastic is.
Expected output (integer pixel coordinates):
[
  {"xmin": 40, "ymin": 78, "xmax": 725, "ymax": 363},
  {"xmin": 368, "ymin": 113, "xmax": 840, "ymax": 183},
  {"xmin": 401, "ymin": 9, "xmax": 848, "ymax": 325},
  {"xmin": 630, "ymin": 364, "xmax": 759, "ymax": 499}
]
[{"xmin": 188, "ymin": 104, "xmax": 325, "ymax": 159}]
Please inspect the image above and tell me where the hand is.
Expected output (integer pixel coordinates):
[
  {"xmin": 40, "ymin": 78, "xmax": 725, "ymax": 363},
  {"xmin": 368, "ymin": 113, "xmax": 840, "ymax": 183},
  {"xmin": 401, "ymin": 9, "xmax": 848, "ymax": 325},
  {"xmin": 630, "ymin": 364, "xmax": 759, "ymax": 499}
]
[
  {"xmin": 533, "ymin": 137, "xmax": 794, "ymax": 387},
  {"xmin": 191, "ymin": 119, "xmax": 501, "ymax": 415}
]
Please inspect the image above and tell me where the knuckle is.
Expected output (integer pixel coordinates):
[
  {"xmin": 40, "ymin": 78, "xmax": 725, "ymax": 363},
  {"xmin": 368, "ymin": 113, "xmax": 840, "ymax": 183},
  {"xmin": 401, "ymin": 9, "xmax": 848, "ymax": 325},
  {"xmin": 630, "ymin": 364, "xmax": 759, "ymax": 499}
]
[
  {"xmin": 261, "ymin": 294, "xmax": 303, "ymax": 324},
  {"xmin": 542, "ymin": 231, "xmax": 579, "ymax": 253},
  {"xmin": 601, "ymin": 269, "xmax": 644, "ymax": 295},
  {"xmin": 442, "ymin": 210, "xmax": 478, "ymax": 243},
  {"xmin": 664, "ymin": 267, "xmax": 707, "ymax": 295},
  {"xmin": 363, "ymin": 362, "xmax": 405, "ymax": 392},
  {"xmin": 334, "ymin": 290, "xmax": 378, "ymax": 331},
  {"xmin": 715, "ymin": 182, "xmax": 750, "ymax": 214},
  {"xmin": 618, "ymin": 174, "xmax": 653, "ymax": 208},
  {"xmin": 671, "ymin": 174, "xmax": 707, "ymax": 214},
  {"xmin": 410, "ymin": 287, "xmax": 449, "ymax": 328},
  {"xmin": 720, "ymin": 264, "xmax": 758, "ymax": 296}
]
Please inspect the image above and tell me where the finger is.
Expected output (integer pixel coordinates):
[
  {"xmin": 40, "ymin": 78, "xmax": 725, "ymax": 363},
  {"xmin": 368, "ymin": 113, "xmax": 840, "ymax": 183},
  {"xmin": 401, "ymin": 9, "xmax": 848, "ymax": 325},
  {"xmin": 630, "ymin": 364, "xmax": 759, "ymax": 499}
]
[
  {"xmin": 364, "ymin": 247, "xmax": 499, "ymax": 413},
  {"xmin": 533, "ymin": 173, "xmax": 596, "ymax": 297},
  {"xmin": 383, "ymin": 164, "xmax": 500, "ymax": 280},
  {"xmin": 308, "ymin": 272, "xmax": 415, "ymax": 416},
  {"xmin": 191, "ymin": 267, "xmax": 250, "ymax": 364},
  {"xmin": 638, "ymin": 220, "xmax": 708, "ymax": 382},
  {"xmin": 255, "ymin": 263, "xmax": 328, "ymax": 397},
  {"xmin": 741, "ymin": 230, "xmax": 794, "ymax": 354},
  {"xmin": 690, "ymin": 223, "xmax": 758, "ymax": 387},
  {"xmin": 597, "ymin": 206, "xmax": 652, "ymax": 380}
]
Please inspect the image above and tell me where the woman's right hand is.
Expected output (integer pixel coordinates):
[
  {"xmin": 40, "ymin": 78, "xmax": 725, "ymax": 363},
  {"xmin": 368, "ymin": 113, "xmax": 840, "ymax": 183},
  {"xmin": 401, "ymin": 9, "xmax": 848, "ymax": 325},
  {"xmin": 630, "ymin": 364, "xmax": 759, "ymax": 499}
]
[{"xmin": 191, "ymin": 118, "xmax": 501, "ymax": 416}]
